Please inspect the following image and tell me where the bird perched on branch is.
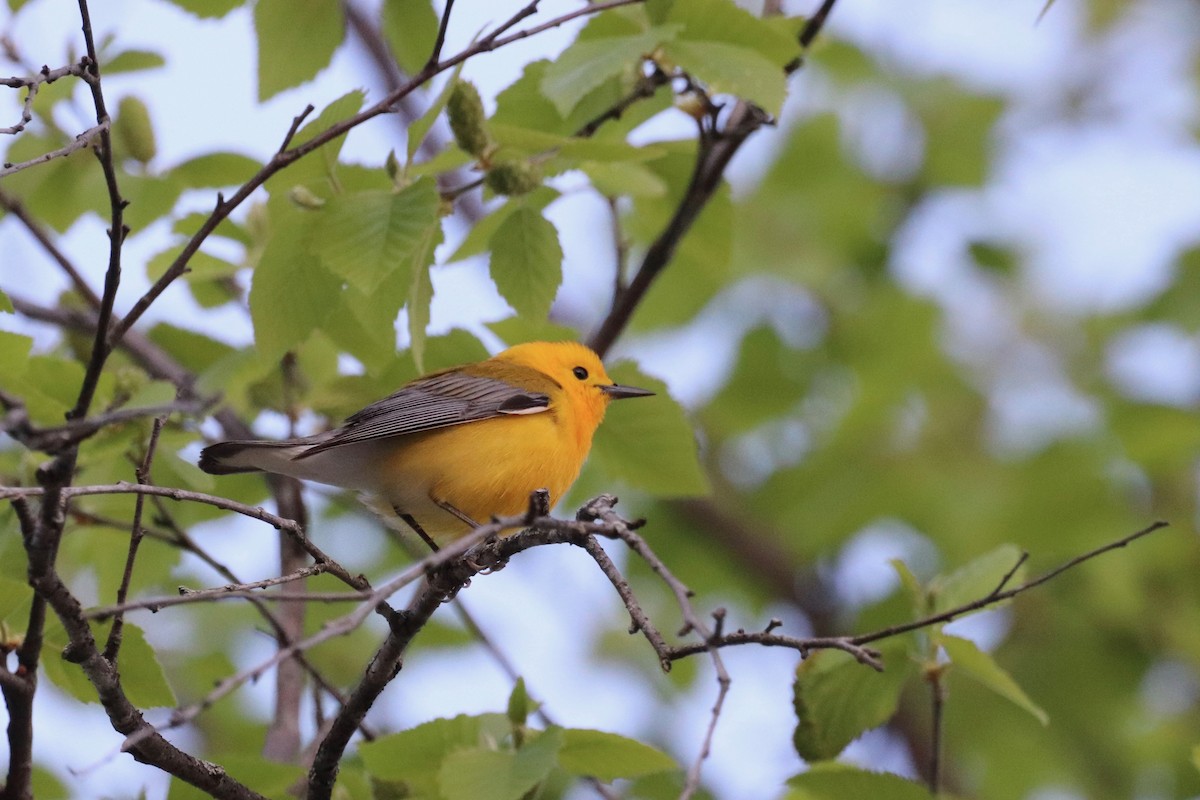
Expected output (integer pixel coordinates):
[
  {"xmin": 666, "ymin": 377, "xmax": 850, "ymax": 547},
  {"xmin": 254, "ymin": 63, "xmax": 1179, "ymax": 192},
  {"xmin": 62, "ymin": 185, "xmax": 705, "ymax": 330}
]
[{"xmin": 198, "ymin": 341, "xmax": 653, "ymax": 547}]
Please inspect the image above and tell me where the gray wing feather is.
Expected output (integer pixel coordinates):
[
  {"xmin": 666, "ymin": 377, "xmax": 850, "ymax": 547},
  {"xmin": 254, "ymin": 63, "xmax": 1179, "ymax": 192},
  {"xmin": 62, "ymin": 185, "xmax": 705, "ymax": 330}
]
[{"xmin": 299, "ymin": 371, "xmax": 549, "ymax": 457}]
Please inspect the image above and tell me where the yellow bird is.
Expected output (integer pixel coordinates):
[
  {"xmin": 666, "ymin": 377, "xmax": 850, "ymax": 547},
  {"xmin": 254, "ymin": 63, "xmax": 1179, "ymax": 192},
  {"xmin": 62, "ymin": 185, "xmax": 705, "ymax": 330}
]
[{"xmin": 199, "ymin": 341, "xmax": 653, "ymax": 545}]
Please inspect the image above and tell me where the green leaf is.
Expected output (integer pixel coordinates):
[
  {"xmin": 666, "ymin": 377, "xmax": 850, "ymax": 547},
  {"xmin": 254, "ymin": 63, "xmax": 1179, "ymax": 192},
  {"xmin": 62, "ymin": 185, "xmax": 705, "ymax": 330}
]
[
  {"xmin": 541, "ymin": 28, "xmax": 675, "ymax": 117},
  {"xmin": 360, "ymin": 714, "xmax": 511, "ymax": 795},
  {"xmin": 0, "ymin": 575, "xmax": 32, "ymax": 628},
  {"xmin": 667, "ymin": 0, "xmax": 800, "ymax": 66},
  {"xmin": 406, "ymin": 62, "xmax": 465, "ymax": 166},
  {"xmin": 0, "ymin": 287, "xmax": 12, "ymax": 313},
  {"xmin": 272, "ymin": 90, "xmax": 365, "ymax": 190},
  {"xmin": 941, "ymin": 634, "xmax": 1049, "ymax": 725},
  {"xmin": 438, "ymin": 726, "xmax": 563, "ymax": 800},
  {"xmin": 312, "ymin": 179, "xmax": 441, "ymax": 293},
  {"xmin": 662, "ymin": 40, "xmax": 787, "ymax": 114},
  {"xmin": 250, "ymin": 205, "xmax": 343, "ymax": 359},
  {"xmin": 104, "ymin": 50, "xmax": 166, "ymax": 74},
  {"xmin": 582, "ymin": 160, "xmax": 667, "ymax": 198},
  {"xmin": 447, "ymin": 187, "xmax": 558, "ymax": 264},
  {"xmin": 785, "ymin": 763, "xmax": 938, "ymax": 800},
  {"xmin": 704, "ymin": 326, "xmax": 810, "ymax": 435},
  {"xmin": 171, "ymin": 152, "xmax": 259, "ymax": 188},
  {"xmin": 254, "ymin": 0, "xmax": 344, "ymax": 100},
  {"xmin": 161, "ymin": 0, "xmax": 243, "ymax": 17},
  {"xmin": 488, "ymin": 204, "xmax": 563, "ymax": 318},
  {"xmin": 584, "ymin": 365, "xmax": 708, "ymax": 497},
  {"xmin": 558, "ymin": 729, "xmax": 677, "ymax": 780},
  {"xmin": 406, "ymin": 218, "xmax": 443, "ymax": 374},
  {"xmin": 381, "ymin": 0, "xmax": 440, "ymax": 75},
  {"xmin": 890, "ymin": 559, "xmax": 928, "ymax": 616},
  {"xmin": 929, "ymin": 544, "xmax": 1026, "ymax": 617},
  {"xmin": 792, "ymin": 642, "xmax": 912, "ymax": 761},
  {"xmin": 110, "ymin": 622, "xmax": 177, "ymax": 708}
]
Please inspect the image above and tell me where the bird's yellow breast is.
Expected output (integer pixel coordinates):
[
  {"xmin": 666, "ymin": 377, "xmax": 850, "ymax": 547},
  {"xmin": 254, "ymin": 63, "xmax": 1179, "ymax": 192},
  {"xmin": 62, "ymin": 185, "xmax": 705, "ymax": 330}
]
[{"xmin": 378, "ymin": 409, "xmax": 590, "ymax": 541}]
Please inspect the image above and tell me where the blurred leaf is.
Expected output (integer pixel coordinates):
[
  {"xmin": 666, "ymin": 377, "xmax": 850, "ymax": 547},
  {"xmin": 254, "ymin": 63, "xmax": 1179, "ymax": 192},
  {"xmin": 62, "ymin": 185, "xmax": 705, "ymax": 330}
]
[
  {"xmin": 171, "ymin": 152, "xmax": 259, "ymax": 188},
  {"xmin": 0, "ymin": 288, "xmax": 11, "ymax": 313},
  {"xmin": 161, "ymin": 0, "xmax": 244, "ymax": 17},
  {"xmin": 438, "ymin": 726, "xmax": 563, "ymax": 800},
  {"xmin": 0, "ymin": 576, "xmax": 32, "ymax": 628},
  {"xmin": 793, "ymin": 642, "xmax": 912, "ymax": 761},
  {"xmin": 507, "ymin": 677, "xmax": 531, "ymax": 727},
  {"xmin": 254, "ymin": 0, "xmax": 344, "ymax": 100},
  {"xmin": 585, "ymin": 364, "xmax": 708, "ymax": 498},
  {"xmin": 406, "ymin": 62, "xmax": 464, "ymax": 166},
  {"xmin": 704, "ymin": 326, "xmax": 811, "ymax": 435},
  {"xmin": 104, "ymin": 50, "xmax": 166, "ymax": 74},
  {"xmin": 381, "ymin": 0, "xmax": 440, "ymax": 75},
  {"xmin": 488, "ymin": 204, "xmax": 563, "ymax": 319},
  {"xmin": 929, "ymin": 544, "xmax": 1026, "ymax": 617},
  {"xmin": 558, "ymin": 728, "xmax": 677, "ymax": 780},
  {"xmin": 941, "ymin": 633, "xmax": 1049, "ymax": 725},
  {"xmin": 968, "ymin": 240, "xmax": 1018, "ymax": 275},
  {"xmin": 785, "ymin": 762, "xmax": 941, "ymax": 800}
]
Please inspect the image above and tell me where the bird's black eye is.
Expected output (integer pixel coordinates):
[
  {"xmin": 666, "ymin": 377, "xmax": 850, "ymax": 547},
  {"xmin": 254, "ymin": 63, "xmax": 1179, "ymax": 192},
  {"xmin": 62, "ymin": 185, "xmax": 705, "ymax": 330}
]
[{"xmin": 573, "ymin": 366, "xmax": 589, "ymax": 380}]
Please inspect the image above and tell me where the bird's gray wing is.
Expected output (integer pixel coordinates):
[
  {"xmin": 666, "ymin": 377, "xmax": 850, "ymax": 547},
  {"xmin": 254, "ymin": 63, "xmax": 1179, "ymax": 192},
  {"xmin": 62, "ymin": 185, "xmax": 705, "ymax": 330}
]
[{"xmin": 298, "ymin": 370, "xmax": 549, "ymax": 457}]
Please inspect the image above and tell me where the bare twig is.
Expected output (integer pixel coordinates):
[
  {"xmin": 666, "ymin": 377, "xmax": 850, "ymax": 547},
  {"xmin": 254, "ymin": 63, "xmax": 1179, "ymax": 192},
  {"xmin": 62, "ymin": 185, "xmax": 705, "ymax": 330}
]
[
  {"xmin": 0, "ymin": 60, "xmax": 88, "ymax": 135},
  {"xmin": 0, "ymin": 120, "xmax": 108, "ymax": 178},
  {"xmin": 102, "ymin": 416, "xmax": 166, "ymax": 663}
]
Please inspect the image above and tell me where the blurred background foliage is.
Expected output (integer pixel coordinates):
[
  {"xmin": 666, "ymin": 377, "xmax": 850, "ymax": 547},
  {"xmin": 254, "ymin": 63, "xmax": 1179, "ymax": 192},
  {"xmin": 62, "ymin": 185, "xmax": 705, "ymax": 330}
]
[{"xmin": 2, "ymin": 0, "xmax": 1200, "ymax": 798}]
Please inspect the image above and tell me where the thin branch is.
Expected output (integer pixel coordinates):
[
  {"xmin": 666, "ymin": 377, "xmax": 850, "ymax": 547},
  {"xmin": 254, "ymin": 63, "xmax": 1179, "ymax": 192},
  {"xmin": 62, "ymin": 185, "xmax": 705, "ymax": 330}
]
[
  {"xmin": 106, "ymin": 0, "xmax": 643, "ymax": 353},
  {"xmin": 0, "ymin": 120, "xmax": 108, "ymax": 178},
  {"xmin": 425, "ymin": 0, "xmax": 456, "ymax": 68},
  {"xmin": 102, "ymin": 416, "xmax": 166, "ymax": 662},
  {"xmin": 928, "ymin": 667, "xmax": 945, "ymax": 795},
  {"xmin": 0, "ymin": 60, "xmax": 87, "ymax": 135}
]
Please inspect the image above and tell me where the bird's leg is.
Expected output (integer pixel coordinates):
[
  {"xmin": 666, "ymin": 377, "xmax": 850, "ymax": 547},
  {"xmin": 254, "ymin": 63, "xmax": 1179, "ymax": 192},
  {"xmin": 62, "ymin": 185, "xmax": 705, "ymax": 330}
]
[
  {"xmin": 434, "ymin": 498, "xmax": 480, "ymax": 529},
  {"xmin": 393, "ymin": 505, "xmax": 439, "ymax": 553}
]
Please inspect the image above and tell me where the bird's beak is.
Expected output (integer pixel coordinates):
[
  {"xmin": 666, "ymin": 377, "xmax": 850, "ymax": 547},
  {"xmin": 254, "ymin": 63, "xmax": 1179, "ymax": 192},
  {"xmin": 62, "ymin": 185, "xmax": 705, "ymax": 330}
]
[{"xmin": 600, "ymin": 383, "xmax": 655, "ymax": 400}]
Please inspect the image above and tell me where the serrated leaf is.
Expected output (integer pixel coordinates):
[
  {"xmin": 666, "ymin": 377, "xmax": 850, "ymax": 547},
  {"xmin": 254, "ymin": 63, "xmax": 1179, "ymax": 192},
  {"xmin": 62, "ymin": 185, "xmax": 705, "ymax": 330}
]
[
  {"xmin": 312, "ymin": 180, "xmax": 441, "ymax": 293},
  {"xmin": 488, "ymin": 204, "xmax": 562, "ymax": 319},
  {"xmin": 793, "ymin": 643, "xmax": 912, "ymax": 761},
  {"xmin": 667, "ymin": 0, "xmax": 800, "ymax": 66},
  {"xmin": 171, "ymin": 152, "xmax": 259, "ymax": 188},
  {"xmin": 109, "ymin": 622, "xmax": 177, "ymax": 708},
  {"xmin": 104, "ymin": 50, "xmax": 166, "ymax": 74},
  {"xmin": 541, "ymin": 28, "xmax": 675, "ymax": 117},
  {"xmin": 250, "ymin": 206, "xmax": 343, "ymax": 358},
  {"xmin": 558, "ymin": 729, "xmax": 677, "ymax": 780},
  {"xmin": 786, "ymin": 763, "xmax": 940, "ymax": 800},
  {"xmin": 269, "ymin": 91, "xmax": 365, "ymax": 192},
  {"xmin": 447, "ymin": 188, "xmax": 558, "ymax": 264},
  {"xmin": 360, "ymin": 714, "xmax": 512, "ymax": 795},
  {"xmin": 255, "ymin": 0, "xmax": 344, "ymax": 100},
  {"xmin": 662, "ymin": 40, "xmax": 787, "ymax": 114},
  {"xmin": 941, "ymin": 634, "xmax": 1049, "ymax": 725},
  {"xmin": 584, "ymin": 365, "xmax": 708, "ymax": 497},
  {"xmin": 438, "ymin": 726, "xmax": 563, "ymax": 800},
  {"xmin": 930, "ymin": 544, "xmax": 1026, "ymax": 617},
  {"xmin": 381, "ymin": 0, "xmax": 440, "ymax": 75}
]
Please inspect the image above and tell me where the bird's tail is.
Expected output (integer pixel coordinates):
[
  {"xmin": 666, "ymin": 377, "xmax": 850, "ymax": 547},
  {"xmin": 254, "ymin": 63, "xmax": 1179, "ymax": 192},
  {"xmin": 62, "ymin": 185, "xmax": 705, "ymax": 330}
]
[{"xmin": 198, "ymin": 440, "xmax": 310, "ymax": 475}]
